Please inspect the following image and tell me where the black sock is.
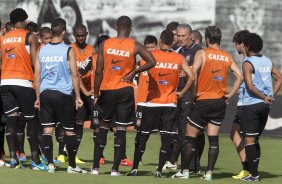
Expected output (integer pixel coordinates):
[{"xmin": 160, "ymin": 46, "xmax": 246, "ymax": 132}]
[
  {"xmin": 27, "ymin": 119, "xmax": 41, "ymax": 164},
  {"xmin": 157, "ymin": 133, "xmax": 172, "ymax": 172},
  {"xmin": 255, "ymin": 143, "xmax": 261, "ymax": 173},
  {"xmin": 112, "ymin": 130, "xmax": 126, "ymax": 171},
  {"xmin": 132, "ymin": 132, "xmax": 150, "ymax": 170},
  {"xmin": 197, "ymin": 133, "xmax": 205, "ymax": 161},
  {"xmin": 42, "ymin": 133, "xmax": 53, "ymax": 165},
  {"xmin": 56, "ymin": 125, "xmax": 66, "ymax": 156},
  {"xmin": 16, "ymin": 120, "xmax": 26, "ymax": 154},
  {"xmin": 6, "ymin": 116, "xmax": 19, "ymax": 162},
  {"xmin": 75, "ymin": 122, "xmax": 84, "ymax": 150},
  {"xmin": 206, "ymin": 136, "xmax": 219, "ymax": 172},
  {"xmin": 181, "ymin": 136, "xmax": 196, "ymax": 171},
  {"xmin": 170, "ymin": 134, "xmax": 181, "ymax": 164},
  {"xmin": 65, "ymin": 134, "xmax": 78, "ymax": 168},
  {"xmin": 245, "ymin": 144, "xmax": 259, "ymax": 177},
  {"xmin": 242, "ymin": 161, "xmax": 249, "ymax": 171},
  {"xmin": 93, "ymin": 128, "xmax": 108, "ymax": 169}
]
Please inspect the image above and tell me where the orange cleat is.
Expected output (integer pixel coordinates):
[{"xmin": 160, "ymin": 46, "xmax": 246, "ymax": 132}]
[
  {"xmin": 120, "ymin": 158, "xmax": 133, "ymax": 166},
  {"xmin": 99, "ymin": 157, "xmax": 106, "ymax": 165}
]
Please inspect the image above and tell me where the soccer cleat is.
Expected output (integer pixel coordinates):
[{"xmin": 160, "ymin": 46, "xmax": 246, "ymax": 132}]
[
  {"xmin": 241, "ymin": 175, "xmax": 260, "ymax": 181},
  {"xmin": 0, "ymin": 159, "xmax": 11, "ymax": 167},
  {"xmin": 89, "ymin": 168, "xmax": 99, "ymax": 175},
  {"xmin": 18, "ymin": 153, "xmax": 27, "ymax": 162},
  {"xmin": 126, "ymin": 169, "xmax": 138, "ymax": 176},
  {"xmin": 10, "ymin": 160, "xmax": 24, "ymax": 169},
  {"xmin": 120, "ymin": 158, "xmax": 133, "ymax": 166},
  {"xmin": 201, "ymin": 171, "xmax": 213, "ymax": 181},
  {"xmin": 47, "ymin": 164, "xmax": 56, "ymax": 174},
  {"xmin": 163, "ymin": 161, "xmax": 177, "ymax": 171},
  {"xmin": 67, "ymin": 166, "xmax": 87, "ymax": 174},
  {"xmin": 154, "ymin": 171, "xmax": 162, "ymax": 178},
  {"xmin": 75, "ymin": 156, "xmax": 85, "ymax": 164},
  {"xmin": 30, "ymin": 162, "xmax": 48, "ymax": 171},
  {"xmin": 232, "ymin": 170, "xmax": 250, "ymax": 179},
  {"xmin": 171, "ymin": 170, "xmax": 189, "ymax": 179},
  {"xmin": 111, "ymin": 170, "xmax": 121, "ymax": 176},
  {"xmin": 99, "ymin": 157, "xmax": 105, "ymax": 165},
  {"xmin": 57, "ymin": 154, "xmax": 67, "ymax": 163}
]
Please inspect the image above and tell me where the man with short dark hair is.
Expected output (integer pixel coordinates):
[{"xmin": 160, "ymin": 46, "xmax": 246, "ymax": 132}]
[
  {"xmin": 166, "ymin": 21, "xmax": 180, "ymax": 52},
  {"xmin": 92, "ymin": 15, "xmax": 156, "ymax": 176},
  {"xmin": 240, "ymin": 33, "xmax": 282, "ymax": 181},
  {"xmin": 34, "ymin": 18, "xmax": 86, "ymax": 174},
  {"xmin": 191, "ymin": 30, "xmax": 203, "ymax": 46},
  {"xmin": 127, "ymin": 29, "xmax": 194, "ymax": 177},
  {"xmin": 0, "ymin": 8, "xmax": 45, "ymax": 170},
  {"xmin": 172, "ymin": 26, "xmax": 243, "ymax": 180},
  {"xmin": 144, "ymin": 35, "xmax": 158, "ymax": 51}
]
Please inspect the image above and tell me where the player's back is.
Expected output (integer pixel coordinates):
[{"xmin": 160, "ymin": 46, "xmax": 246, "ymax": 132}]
[
  {"xmin": 0, "ymin": 28, "xmax": 33, "ymax": 85},
  {"xmin": 100, "ymin": 37, "xmax": 135, "ymax": 90},
  {"xmin": 38, "ymin": 42, "xmax": 72, "ymax": 95},
  {"xmin": 196, "ymin": 48, "xmax": 232, "ymax": 100},
  {"xmin": 147, "ymin": 49, "xmax": 183, "ymax": 105}
]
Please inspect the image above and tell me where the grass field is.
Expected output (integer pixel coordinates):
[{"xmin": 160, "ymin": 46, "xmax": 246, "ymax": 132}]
[{"xmin": 0, "ymin": 129, "xmax": 281, "ymax": 184}]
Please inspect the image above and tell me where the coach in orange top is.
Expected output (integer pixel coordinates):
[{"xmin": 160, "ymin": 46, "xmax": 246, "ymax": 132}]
[
  {"xmin": 70, "ymin": 24, "xmax": 93, "ymax": 163},
  {"xmin": 92, "ymin": 16, "xmax": 156, "ymax": 176},
  {"xmin": 172, "ymin": 26, "xmax": 243, "ymax": 180},
  {"xmin": 0, "ymin": 8, "xmax": 45, "ymax": 169},
  {"xmin": 127, "ymin": 30, "xmax": 194, "ymax": 177}
]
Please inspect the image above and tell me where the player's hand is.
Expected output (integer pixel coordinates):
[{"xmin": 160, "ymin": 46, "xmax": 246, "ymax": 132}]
[
  {"xmin": 224, "ymin": 93, "xmax": 232, "ymax": 104},
  {"xmin": 179, "ymin": 70, "xmax": 187, "ymax": 78},
  {"xmin": 84, "ymin": 90, "xmax": 92, "ymax": 96},
  {"xmin": 122, "ymin": 71, "xmax": 136, "ymax": 83},
  {"xmin": 90, "ymin": 89, "xmax": 94, "ymax": 96},
  {"xmin": 34, "ymin": 99, "xmax": 40, "ymax": 110},
  {"xmin": 76, "ymin": 98, "xmax": 83, "ymax": 110},
  {"xmin": 264, "ymin": 96, "xmax": 274, "ymax": 106},
  {"xmin": 175, "ymin": 91, "xmax": 184, "ymax": 98}
]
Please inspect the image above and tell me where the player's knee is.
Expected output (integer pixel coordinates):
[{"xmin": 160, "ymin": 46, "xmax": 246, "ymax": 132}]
[
  {"xmin": 114, "ymin": 129, "xmax": 126, "ymax": 146},
  {"xmin": 208, "ymin": 135, "xmax": 219, "ymax": 147}
]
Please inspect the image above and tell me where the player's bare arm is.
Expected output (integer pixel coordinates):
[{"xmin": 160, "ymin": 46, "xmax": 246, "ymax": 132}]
[
  {"xmin": 29, "ymin": 33, "xmax": 39, "ymax": 68},
  {"xmin": 225, "ymin": 58, "xmax": 243, "ymax": 102},
  {"xmin": 94, "ymin": 42, "xmax": 104, "ymax": 100},
  {"xmin": 69, "ymin": 47, "xmax": 83, "ymax": 108},
  {"xmin": 271, "ymin": 64, "xmax": 282, "ymax": 96},
  {"xmin": 34, "ymin": 50, "xmax": 41, "ymax": 109},
  {"xmin": 122, "ymin": 41, "xmax": 156, "ymax": 83}
]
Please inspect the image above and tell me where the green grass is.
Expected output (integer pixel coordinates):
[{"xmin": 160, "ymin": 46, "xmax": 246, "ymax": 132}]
[{"xmin": 0, "ymin": 129, "xmax": 281, "ymax": 184}]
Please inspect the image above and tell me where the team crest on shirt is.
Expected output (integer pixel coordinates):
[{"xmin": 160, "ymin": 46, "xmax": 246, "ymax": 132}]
[{"xmin": 186, "ymin": 55, "xmax": 191, "ymax": 62}]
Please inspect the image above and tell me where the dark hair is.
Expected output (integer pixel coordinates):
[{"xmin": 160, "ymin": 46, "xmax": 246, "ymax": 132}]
[
  {"xmin": 73, "ymin": 24, "xmax": 87, "ymax": 33},
  {"xmin": 243, "ymin": 33, "xmax": 263, "ymax": 53},
  {"xmin": 232, "ymin": 30, "xmax": 250, "ymax": 44},
  {"xmin": 25, "ymin": 22, "xmax": 39, "ymax": 33},
  {"xmin": 205, "ymin": 26, "xmax": 222, "ymax": 45},
  {"xmin": 39, "ymin": 27, "xmax": 51, "ymax": 37},
  {"xmin": 10, "ymin": 8, "xmax": 28, "ymax": 24},
  {"xmin": 192, "ymin": 30, "xmax": 202, "ymax": 45},
  {"xmin": 51, "ymin": 18, "xmax": 66, "ymax": 37},
  {"xmin": 144, "ymin": 35, "xmax": 158, "ymax": 45},
  {"xmin": 166, "ymin": 21, "xmax": 179, "ymax": 32},
  {"xmin": 160, "ymin": 30, "xmax": 174, "ymax": 46},
  {"xmin": 116, "ymin": 16, "xmax": 132, "ymax": 29},
  {"xmin": 96, "ymin": 35, "xmax": 110, "ymax": 48},
  {"xmin": 5, "ymin": 22, "xmax": 14, "ymax": 32}
]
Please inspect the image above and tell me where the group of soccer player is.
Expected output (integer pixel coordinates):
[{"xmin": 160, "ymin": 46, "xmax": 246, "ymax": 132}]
[{"xmin": 0, "ymin": 7, "xmax": 281, "ymax": 182}]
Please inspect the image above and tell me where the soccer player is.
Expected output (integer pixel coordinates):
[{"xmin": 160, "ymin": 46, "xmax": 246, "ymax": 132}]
[
  {"xmin": 69, "ymin": 24, "xmax": 93, "ymax": 164},
  {"xmin": 166, "ymin": 21, "xmax": 180, "ymax": 52},
  {"xmin": 39, "ymin": 27, "xmax": 52, "ymax": 46},
  {"xmin": 172, "ymin": 26, "xmax": 243, "ymax": 180},
  {"xmin": 240, "ymin": 33, "xmax": 282, "ymax": 181},
  {"xmin": 0, "ymin": 8, "xmax": 46, "ymax": 170},
  {"xmin": 92, "ymin": 15, "xmax": 156, "ymax": 176},
  {"xmin": 230, "ymin": 30, "xmax": 251, "ymax": 179},
  {"xmin": 165, "ymin": 23, "xmax": 204, "ymax": 173},
  {"xmin": 34, "ymin": 18, "xmax": 86, "ymax": 174},
  {"xmin": 191, "ymin": 30, "xmax": 203, "ymax": 46},
  {"xmin": 127, "ymin": 30, "xmax": 195, "ymax": 177}
]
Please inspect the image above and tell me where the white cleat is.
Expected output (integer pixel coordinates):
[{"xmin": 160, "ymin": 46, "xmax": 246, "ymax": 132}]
[{"xmin": 89, "ymin": 168, "xmax": 99, "ymax": 175}]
